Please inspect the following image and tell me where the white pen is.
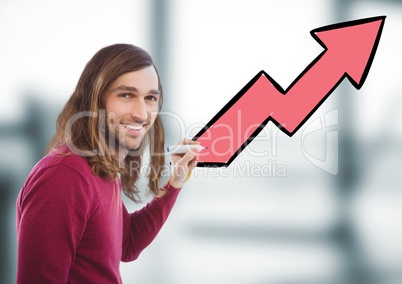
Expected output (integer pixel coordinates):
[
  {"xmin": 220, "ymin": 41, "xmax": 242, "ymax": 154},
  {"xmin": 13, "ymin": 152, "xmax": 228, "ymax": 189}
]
[{"xmin": 166, "ymin": 144, "xmax": 207, "ymax": 154}]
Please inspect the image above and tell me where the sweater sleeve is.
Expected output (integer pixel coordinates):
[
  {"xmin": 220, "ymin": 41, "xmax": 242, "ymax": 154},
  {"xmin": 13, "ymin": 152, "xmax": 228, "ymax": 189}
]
[
  {"xmin": 121, "ymin": 183, "xmax": 181, "ymax": 262},
  {"xmin": 16, "ymin": 165, "xmax": 91, "ymax": 284}
]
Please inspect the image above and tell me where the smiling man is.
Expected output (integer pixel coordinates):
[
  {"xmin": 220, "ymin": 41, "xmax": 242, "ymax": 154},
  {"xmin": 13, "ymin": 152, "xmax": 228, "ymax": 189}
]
[{"xmin": 16, "ymin": 44, "xmax": 198, "ymax": 283}]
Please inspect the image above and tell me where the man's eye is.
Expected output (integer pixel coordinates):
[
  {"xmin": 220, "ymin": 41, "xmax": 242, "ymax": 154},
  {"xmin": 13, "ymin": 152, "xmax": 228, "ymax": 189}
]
[
  {"xmin": 119, "ymin": 93, "xmax": 131, "ymax": 99},
  {"xmin": 146, "ymin": 96, "xmax": 158, "ymax": 102}
]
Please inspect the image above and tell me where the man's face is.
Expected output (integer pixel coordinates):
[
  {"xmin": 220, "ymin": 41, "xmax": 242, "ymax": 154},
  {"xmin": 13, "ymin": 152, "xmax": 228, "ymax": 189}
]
[{"xmin": 104, "ymin": 66, "xmax": 160, "ymax": 152}]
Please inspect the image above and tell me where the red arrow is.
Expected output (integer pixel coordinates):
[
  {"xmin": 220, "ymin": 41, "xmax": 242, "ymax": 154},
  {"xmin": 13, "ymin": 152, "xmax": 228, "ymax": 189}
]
[{"xmin": 194, "ymin": 16, "xmax": 385, "ymax": 167}]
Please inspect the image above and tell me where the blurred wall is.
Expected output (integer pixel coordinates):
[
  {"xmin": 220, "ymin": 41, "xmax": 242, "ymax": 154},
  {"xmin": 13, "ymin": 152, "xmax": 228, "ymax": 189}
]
[{"xmin": 1, "ymin": 0, "xmax": 401, "ymax": 283}]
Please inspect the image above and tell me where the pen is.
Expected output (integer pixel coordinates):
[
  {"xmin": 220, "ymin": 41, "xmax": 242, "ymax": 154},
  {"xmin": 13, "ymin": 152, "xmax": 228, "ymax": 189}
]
[{"xmin": 166, "ymin": 144, "xmax": 207, "ymax": 154}]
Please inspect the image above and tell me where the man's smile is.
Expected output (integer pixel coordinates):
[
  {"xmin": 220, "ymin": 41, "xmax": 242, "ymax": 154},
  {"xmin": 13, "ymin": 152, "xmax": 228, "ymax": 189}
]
[{"xmin": 122, "ymin": 123, "xmax": 144, "ymax": 130}]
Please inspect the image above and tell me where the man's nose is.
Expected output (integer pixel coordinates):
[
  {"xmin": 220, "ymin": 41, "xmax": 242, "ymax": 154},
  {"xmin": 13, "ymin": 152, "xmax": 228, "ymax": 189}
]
[{"xmin": 130, "ymin": 99, "xmax": 148, "ymax": 121}]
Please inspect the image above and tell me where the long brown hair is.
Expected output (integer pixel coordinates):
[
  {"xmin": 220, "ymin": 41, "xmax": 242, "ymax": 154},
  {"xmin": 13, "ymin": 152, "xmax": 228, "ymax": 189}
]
[{"xmin": 47, "ymin": 44, "xmax": 165, "ymax": 202}]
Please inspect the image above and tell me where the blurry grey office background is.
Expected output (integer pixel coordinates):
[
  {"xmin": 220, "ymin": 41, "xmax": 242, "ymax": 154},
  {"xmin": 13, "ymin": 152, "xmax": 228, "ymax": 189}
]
[{"xmin": 1, "ymin": 0, "xmax": 401, "ymax": 283}]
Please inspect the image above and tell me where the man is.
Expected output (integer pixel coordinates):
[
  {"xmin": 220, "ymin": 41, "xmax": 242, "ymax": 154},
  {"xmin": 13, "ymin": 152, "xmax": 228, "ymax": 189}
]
[{"xmin": 16, "ymin": 44, "xmax": 199, "ymax": 283}]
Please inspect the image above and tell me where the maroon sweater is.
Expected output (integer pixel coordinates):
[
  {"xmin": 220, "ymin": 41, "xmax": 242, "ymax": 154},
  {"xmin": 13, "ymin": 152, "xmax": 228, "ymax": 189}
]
[{"xmin": 16, "ymin": 147, "xmax": 181, "ymax": 283}]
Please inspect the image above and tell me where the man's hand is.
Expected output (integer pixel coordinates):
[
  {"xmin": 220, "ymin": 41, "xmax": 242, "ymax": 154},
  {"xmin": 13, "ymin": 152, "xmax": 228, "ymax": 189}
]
[{"xmin": 168, "ymin": 138, "xmax": 200, "ymax": 188}]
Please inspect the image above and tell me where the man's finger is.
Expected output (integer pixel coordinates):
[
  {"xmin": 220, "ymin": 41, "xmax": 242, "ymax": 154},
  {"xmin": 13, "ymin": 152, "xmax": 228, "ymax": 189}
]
[{"xmin": 178, "ymin": 148, "xmax": 198, "ymax": 165}]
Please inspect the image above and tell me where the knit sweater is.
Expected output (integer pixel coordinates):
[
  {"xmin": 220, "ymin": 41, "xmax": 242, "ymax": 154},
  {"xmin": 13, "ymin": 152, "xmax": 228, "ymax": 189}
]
[{"xmin": 16, "ymin": 146, "xmax": 180, "ymax": 283}]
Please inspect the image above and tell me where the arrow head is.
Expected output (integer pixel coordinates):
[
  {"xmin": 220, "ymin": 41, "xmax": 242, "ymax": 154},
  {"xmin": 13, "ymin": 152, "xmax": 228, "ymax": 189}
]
[{"xmin": 312, "ymin": 16, "xmax": 385, "ymax": 88}]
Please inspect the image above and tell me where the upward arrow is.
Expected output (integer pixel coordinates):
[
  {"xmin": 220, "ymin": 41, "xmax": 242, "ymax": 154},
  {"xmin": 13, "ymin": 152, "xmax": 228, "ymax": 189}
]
[{"xmin": 193, "ymin": 16, "xmax": 386, "ymax": 167}]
